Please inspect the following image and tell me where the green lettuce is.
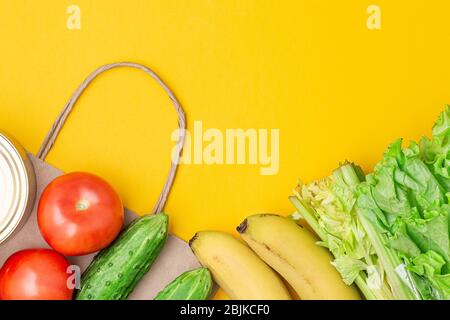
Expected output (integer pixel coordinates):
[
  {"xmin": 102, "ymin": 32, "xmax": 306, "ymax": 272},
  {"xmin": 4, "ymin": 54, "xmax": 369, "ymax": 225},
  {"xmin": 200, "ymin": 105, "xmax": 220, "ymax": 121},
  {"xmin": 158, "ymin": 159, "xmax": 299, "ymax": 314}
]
[
  {"xmin": 355, "ymin": 110, "xmax": 450, "ymax": 300},
  {"xmin": 290, "ymin": 163, "xmax": 395, "ymax": 300},
  {"xmin": 289, "ymin": 108, "xmax": 449, "ymax": 300},
  {"xmin": 420, "ymin": 106, "xmax": 450, "ymax": 192}
]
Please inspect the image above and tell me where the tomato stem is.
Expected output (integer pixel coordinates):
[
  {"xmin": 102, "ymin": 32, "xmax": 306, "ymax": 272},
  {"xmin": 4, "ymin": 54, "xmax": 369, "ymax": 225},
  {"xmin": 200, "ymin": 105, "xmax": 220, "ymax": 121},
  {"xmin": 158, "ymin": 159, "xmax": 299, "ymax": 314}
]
[{"xmin": 76, "ymin": 200, "xmax": 89, "ymax": 211}]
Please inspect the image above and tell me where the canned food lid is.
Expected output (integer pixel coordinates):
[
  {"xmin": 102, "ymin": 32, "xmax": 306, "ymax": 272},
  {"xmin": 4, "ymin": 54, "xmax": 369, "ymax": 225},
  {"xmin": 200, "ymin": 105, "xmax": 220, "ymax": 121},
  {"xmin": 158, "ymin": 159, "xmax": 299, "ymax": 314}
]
[{"xmin": 0, "ymin": 133, "xmax": 30, "ymax": 243}]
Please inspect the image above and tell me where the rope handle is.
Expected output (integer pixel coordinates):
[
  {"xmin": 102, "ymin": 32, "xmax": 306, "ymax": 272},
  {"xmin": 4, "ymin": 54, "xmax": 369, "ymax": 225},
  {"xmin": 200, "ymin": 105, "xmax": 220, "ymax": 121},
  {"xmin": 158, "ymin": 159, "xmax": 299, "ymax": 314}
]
[{"xmin": 37, "ymin": 62, "xmax": 186, "ymax": 214}]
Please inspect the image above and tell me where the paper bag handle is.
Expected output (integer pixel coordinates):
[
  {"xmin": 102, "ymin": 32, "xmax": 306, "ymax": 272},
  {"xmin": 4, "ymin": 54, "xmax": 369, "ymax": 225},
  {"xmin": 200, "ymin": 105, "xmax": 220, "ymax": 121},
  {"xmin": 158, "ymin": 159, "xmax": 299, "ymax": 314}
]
[{"xmin": 37, "ymin": 62, "xmax": 186, "ymax": 214}]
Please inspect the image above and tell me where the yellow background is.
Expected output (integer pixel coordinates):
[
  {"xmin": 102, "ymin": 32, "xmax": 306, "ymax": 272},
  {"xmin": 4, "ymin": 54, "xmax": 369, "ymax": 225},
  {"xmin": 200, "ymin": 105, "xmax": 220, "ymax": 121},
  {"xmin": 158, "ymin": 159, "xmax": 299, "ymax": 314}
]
[{"xmin": 0, "ymin": 1, "xmax": 448, "ymax": 299}]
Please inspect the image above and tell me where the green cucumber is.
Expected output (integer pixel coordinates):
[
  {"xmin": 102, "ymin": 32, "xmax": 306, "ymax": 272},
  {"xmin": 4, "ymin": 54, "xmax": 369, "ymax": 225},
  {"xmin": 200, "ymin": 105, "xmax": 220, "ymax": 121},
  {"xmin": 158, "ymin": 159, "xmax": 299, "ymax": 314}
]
[
  {"xmin": 76, "ymin": 213, "xmax": 168, "ymax": 300},
  {"xmin": 154, "ymin": 267, "xmax": 212, "ymax": 300}
]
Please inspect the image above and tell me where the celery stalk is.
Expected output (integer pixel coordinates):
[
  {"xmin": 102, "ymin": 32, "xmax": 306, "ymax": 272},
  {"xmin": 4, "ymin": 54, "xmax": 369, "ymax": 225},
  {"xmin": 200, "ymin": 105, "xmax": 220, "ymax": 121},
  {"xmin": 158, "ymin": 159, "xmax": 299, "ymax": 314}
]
[
  {"xmin": 290, "ymin": 163, "xmax": 396, "ymax": 300},
  {"xmin": 356, "ymin": 208, "xmax": 420, "ymax": 300}
]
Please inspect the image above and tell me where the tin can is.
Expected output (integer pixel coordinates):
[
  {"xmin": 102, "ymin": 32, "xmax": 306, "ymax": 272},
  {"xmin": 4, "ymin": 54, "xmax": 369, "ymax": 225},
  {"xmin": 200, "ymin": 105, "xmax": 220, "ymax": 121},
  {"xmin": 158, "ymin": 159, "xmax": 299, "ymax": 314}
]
[{"xmin": 0, "ymin": 132, "xmax": 36, "ymax": 244}]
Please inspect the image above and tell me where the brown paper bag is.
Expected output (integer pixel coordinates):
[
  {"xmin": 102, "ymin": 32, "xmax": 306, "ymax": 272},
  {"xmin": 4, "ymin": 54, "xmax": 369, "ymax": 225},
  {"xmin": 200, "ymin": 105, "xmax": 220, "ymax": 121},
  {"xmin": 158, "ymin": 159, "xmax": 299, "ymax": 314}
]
[{"xmin": 0, "ymin": 62, "xmax": 204, "ymax": 300}]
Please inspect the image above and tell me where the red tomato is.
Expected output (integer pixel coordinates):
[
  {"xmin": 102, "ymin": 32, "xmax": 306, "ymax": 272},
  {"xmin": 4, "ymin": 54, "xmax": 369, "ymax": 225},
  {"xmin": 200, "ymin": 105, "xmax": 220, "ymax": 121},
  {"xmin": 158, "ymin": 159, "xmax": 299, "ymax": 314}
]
[
  {"xmin": 38, "ymin": 172, "xmax": 124, "ymax": 256},
  {"xmin": 0, "ymin": 249, "xmax": 73, "ymax": 300}
]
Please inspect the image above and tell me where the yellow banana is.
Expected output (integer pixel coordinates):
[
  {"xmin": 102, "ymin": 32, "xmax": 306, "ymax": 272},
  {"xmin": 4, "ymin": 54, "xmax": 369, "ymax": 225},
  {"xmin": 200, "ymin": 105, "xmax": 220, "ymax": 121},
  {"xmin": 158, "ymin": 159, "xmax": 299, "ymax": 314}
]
[
  {"xmin": 189, "ymin": 231, "xmax": 291, "ymax": 300},
  {"xmin": 237, "ymin": 214, "xmax": 361, "ymax": 300}
]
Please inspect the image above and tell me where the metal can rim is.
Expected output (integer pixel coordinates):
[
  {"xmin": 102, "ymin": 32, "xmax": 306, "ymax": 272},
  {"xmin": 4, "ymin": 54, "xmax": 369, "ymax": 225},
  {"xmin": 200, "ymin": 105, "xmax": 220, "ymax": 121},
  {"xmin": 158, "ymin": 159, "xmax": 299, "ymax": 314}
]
[{"xmin": 0, "ymin": 132, "xmax": 36, "ymax": 245}]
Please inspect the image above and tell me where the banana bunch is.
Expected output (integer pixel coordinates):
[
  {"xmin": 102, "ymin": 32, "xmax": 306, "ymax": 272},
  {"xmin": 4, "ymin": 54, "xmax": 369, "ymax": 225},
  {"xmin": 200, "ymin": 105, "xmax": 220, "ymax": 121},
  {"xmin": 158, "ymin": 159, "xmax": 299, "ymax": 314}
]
[
  {"xmin": 190, "ymin": 231, "xmax": 291, "ymax": 300},
  {"xmin": 190, "ymin": 214, "xmax": 360, "ymax": 300},
  {"xmin": 238, "ymin": 214, "xmax": 360, "ymax": 300}
]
